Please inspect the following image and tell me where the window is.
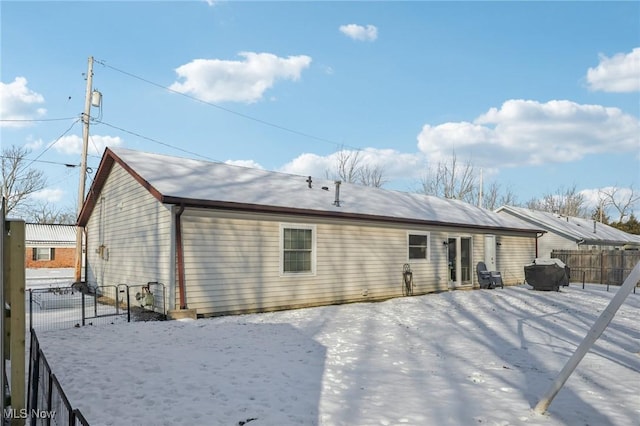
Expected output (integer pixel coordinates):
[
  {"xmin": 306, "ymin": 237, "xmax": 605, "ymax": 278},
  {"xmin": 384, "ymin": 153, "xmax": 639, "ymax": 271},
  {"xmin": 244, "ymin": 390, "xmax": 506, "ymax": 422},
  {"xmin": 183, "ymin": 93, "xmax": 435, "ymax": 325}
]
[
  {"xmin": 408, "ymin": 232, "xmax": 429, "ymax": 260},
  {"xmin": 32, "ymin": 247, "xmax": 55, "ymax": 261},
  {"xmin": 281, "ymin": 224, "xmax": 316, "ymax": 274}
]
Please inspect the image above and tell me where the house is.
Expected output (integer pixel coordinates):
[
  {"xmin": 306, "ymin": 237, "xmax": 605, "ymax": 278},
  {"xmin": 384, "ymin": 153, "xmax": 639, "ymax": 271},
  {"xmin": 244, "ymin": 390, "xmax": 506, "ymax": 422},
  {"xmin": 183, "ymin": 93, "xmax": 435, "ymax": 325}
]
[
  {"xmin": 77, "ymin": 148, "xmax": 544, "ymax": 317},
  {"xmin": 25, "ymin": 223, "xmax": 77, "ymax": 268},
  {"xmin": 496, "ymin": 205, "xmax": 640, "ymax": 258}
]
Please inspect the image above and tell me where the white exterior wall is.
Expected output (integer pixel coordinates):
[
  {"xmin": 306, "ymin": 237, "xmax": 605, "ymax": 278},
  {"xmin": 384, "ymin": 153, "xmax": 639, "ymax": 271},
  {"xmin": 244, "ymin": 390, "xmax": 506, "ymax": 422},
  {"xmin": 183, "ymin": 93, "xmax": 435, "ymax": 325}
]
[
  {"xmin": 537, "ymin": 232, "xmax": 577, "ymax": 258},
  {"xmin": 180, "ymin": 209, "xmax": 537, "ymax": 316},
  {"xmin": 85, "ymin": 163, "xmax": 173, "ymax": 307},
  {"xmin": 495, "ymin": 234, "xmax": 537, "ymax": 284}
]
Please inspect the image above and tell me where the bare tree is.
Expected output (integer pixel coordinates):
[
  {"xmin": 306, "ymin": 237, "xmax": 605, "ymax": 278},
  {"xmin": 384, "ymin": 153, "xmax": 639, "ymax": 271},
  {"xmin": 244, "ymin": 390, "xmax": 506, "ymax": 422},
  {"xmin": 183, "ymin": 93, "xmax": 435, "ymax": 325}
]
[
  {"xmin": 359, "ymin": 164, "xmax": 386, "ymax": 188},
  {"xmin": 420, "ymin": 153, "xmax": 477, "ymax": 202},
  {"xmin": 525, "ymin": 184, "xmax": 585, "ymax": 217},
  {"xmin": 327, "ymin": 149, "xmax": 362, "ymax": 183},
  {"xmin": 29, "ymin": 201, "xmax": 76, "ymax": 224},
  {"xmin": 326, "ymin": 147, "xmax": 386, "ymax": 187},
  {"xmin": 1, "ymin": 145, "xmax": 46, "ymax": 215},
  {"xmin": 598, "ymin": 185, "xmax": 639, "ymax": 223},
  {"xmin": 478, "ymin": 182, "xmax": 519, "ymax": 210}
]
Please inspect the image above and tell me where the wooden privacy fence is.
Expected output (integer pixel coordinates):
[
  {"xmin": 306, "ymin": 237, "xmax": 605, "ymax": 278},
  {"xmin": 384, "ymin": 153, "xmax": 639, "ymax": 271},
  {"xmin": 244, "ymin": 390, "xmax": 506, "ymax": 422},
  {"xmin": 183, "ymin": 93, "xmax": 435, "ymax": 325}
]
[{"xmin": 552, "ymin": 249, "xmax": 640, "ymax": 285}]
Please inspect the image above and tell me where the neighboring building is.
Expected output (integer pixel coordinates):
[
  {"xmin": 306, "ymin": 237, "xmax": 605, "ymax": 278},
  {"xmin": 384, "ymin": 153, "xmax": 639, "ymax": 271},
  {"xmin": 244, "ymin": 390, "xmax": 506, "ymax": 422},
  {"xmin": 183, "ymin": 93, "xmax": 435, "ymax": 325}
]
[
  {"xmin": 496, "ymin": 205, "xmax": 640, "ymax": 258},
  {"xmin": 25, "ymin": 223, "xmax": 77, "ymax": 268},
  {"xmin": 77, "ymin": 148, "xmax": 544, "ymax": 317}
]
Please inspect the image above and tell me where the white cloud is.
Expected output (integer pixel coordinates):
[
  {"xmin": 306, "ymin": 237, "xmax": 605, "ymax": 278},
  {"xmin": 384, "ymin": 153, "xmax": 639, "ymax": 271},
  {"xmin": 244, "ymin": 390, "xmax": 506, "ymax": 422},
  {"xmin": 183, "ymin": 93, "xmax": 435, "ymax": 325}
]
[
  {"xmin": 169, "ymin": 52, "xmax": 312, "ymax": 103},
  {"xmin": 417, "ymin": 99, "xmax": 640, "ymax": 168},
  {"xmin": 279, "ymin": 148, "xmax": 424, "ymax": 182},
  {"xmin": 279, "ymin": 153, "xmax": 334, "ymax": 178},
  {"xmin": 31, "ymin": 188, "xmax": 64, "ymax": 203},
  {"xmin": 0, "ymin": 77, "xmax": 47, "ymax": 127},
  {"xmin": 25, "ymin": 137, "xmax": 44, "ymax": 151},
  {"xmin": 53, "ymin": 134, "xmax": 124, "ymax": 156},
  {"xmin": 225, "ymin": 159, "xmax": 264, "ymax": 169},
  {"xmin": 339, "ymin": 24, "xmax": 378, "ymax": 42},
  {"xmin": 586, "ymin": 48, "xmax": 640, "ymax": 93}
]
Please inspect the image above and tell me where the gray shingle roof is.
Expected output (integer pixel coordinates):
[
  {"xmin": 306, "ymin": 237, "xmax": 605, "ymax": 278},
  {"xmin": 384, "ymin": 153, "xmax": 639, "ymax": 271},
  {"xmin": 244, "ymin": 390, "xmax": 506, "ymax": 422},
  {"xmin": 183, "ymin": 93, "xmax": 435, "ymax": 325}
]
[
  {"xmin": 81, "ymin": 148, "xmax": 544, "ymax": 234},
  {"xmin": 496, "ymin": 205, "xmax": 640, "ymax": 246}
]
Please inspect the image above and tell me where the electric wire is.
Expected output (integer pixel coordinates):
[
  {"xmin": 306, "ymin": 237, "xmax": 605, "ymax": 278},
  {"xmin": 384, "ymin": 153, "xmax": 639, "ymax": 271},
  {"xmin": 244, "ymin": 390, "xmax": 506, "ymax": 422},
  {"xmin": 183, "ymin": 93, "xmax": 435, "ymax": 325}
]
[
  {"xmin": 24, "ymin": 118, "xmax": 82, "ymax": 170},
  {"xmin": 0, "ymin": 117, "xmax": 78, "ymax": 123},
  {"xmin": 0, "ymin": 156, "xmax": 77, "ymax": 168},
  {"xmin": 95, "ymin": 119, "xmax": 220, "ymax": 162},
  {"xmin": 94, "ymin": 58, "xmax": 361, "ymax": 153}
]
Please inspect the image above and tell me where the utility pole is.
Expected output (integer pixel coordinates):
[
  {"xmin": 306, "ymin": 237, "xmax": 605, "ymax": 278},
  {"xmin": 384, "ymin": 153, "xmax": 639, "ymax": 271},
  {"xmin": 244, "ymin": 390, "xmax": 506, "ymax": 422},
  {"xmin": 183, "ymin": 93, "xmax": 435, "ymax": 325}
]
[
  {"xmin": 478, "ymin": 168, "xmax": 483, "ymax": 209},
  {"xmin": 74, "ymin": 56, "xmax": 94, "ymax": 282}
]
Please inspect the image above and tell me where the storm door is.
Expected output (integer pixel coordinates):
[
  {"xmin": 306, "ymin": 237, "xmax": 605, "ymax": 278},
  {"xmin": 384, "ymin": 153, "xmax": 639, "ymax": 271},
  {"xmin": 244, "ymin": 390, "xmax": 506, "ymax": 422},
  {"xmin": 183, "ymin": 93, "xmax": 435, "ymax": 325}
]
[{"xmin": 448, "ymin": 236, "xmax": 473, "ymax": 287}]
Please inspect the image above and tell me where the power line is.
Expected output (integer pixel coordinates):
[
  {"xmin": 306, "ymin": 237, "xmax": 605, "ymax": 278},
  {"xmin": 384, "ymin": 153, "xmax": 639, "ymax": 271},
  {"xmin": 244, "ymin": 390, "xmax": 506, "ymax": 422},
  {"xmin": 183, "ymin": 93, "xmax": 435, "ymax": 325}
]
[
  {"xmin": 25, "ymin": 118, "xmax": 81, "ymax": 169},
  {"xmin": 95, "ymin": 119, "xmax": 221, "ymax": 162},
  {"xmin": 94, "ymin": 58, "xmax": 362, "ymax": 152},
  {"xmin": 0, "ymin": 155, "xmax": 78, "ymax": 168},
  {"xmin": 0, "ymin": 117, "xmax": 78, "ymax": 123}
]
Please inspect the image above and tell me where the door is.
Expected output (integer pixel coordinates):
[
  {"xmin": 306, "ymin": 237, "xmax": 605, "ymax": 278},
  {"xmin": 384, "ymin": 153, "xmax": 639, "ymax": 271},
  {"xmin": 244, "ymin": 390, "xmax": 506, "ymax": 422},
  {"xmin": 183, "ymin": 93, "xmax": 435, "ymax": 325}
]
[
  {"xmin": 484, "ymin": 234, "xmax": 497, "ymax": 271},
  {"xmin": 448, "ymin": 236, "xmax": 472, "ymax": 287}
]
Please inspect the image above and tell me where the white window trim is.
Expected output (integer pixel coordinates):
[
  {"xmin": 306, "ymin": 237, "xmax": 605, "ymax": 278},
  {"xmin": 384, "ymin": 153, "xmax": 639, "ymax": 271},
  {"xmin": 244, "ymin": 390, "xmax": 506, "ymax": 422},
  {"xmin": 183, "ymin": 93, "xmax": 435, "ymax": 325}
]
[
  {"xmin": 279, "ymin": 223, "xmax": 317, "ymax": 276},
  {"xmin": 34, "ymin": 247, "xmax": 53, "ymax": 261},
  {"xmin": 407, "ymin": 231, "xmax": 431, "ymax": 262}
]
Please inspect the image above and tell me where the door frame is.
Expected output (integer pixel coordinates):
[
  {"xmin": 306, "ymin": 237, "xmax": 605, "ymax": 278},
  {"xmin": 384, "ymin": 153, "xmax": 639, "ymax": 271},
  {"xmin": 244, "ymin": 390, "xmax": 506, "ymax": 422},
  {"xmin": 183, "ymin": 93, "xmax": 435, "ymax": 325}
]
[{"xmin": 448, "ymin": 235, "xmax": 473, "ymax": 288}]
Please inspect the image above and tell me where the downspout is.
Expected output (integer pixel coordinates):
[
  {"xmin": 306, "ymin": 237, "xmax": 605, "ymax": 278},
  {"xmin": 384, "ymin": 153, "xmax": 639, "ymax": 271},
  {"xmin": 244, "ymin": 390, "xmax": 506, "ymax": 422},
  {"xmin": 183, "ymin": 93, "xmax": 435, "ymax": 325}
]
[
  {"xmin": 175, "ymin": 204, "xmax": 187, "ymax": 309},
  {"xmin": 535, "ymin": 232, "xmax": 544, "ymax": 258}
]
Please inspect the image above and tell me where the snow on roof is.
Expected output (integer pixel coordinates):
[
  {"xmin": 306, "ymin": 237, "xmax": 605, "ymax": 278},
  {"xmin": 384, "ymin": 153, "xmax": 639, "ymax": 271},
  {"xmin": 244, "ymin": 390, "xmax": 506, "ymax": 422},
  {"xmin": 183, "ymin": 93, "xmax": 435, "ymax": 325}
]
[
  {"xmin": 84, "ymin": 148, "xmax": 542, "ymax": 233},
  {"xmin": 496, "ymin": 205, "xmax": 640, "ymax": 246},
  {"xmin": 25, "ymin": 223, "xmax": 76, "ymax": 246}
]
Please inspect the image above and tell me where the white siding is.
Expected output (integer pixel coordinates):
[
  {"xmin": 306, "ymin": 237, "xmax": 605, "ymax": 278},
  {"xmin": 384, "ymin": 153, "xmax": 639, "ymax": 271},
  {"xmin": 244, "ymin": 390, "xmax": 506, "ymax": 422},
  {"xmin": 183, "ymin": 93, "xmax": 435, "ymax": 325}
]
[
  {"xmin": 179, "ymin": 209, "xmax": 537, "ymax": 316},
  {"xmin": 85, "ymin": 163, "xmax": 173, "ymax": 306},
  {"xmin": 495, "ymin": 234, "xmax": 537, "ymax": 284},
  {"xmin": 538, "ymin": 232, "xmax": 577, "ymax": 258},
  {"xmin": 180, "ymin": 210, "xmax": 455, "ymax": 316}
]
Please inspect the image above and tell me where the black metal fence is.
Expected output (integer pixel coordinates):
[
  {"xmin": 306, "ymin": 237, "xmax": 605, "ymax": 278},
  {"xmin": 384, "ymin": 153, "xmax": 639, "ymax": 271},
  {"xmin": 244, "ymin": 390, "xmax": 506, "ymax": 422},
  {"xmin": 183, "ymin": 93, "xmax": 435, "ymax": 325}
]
[
  {"xmin": 29, "ymin": 282, "xmax": 166, "ymax": 331},
  {"xmin": 24, "ymin": 282, "xmax": 168, "ymax": 425},
  {"xmin": 27, "ymin": 331, "xmax": 90, "ymax": 426}
]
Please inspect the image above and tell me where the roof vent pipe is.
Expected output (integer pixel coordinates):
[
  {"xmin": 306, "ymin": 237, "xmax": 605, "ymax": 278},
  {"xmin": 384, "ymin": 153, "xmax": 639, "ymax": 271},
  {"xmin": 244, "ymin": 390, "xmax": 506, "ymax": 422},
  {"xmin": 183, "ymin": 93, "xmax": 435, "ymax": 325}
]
[
  {"xmin": 333, "ymin": 181, "xmax": 341, "ymax": 207},
  {"xmin": 593, "ymin": 220, "xmax": 597, "ymax": 233}
]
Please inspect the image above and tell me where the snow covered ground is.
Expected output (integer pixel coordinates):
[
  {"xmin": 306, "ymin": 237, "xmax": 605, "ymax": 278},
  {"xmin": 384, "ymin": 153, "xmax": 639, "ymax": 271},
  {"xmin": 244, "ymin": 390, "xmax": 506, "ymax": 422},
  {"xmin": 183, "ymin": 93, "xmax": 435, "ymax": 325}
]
[{"xmin": 35, "ymin": 284, "xmax": 639, "ymax": 426}]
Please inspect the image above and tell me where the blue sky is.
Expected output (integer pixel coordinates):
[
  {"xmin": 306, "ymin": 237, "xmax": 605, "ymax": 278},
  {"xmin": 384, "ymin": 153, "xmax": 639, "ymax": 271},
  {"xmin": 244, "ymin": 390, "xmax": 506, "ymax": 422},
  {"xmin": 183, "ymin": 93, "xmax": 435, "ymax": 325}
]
[{"xmin": 1, "ymin": 1, "xmax": 639, "ymax": 219}]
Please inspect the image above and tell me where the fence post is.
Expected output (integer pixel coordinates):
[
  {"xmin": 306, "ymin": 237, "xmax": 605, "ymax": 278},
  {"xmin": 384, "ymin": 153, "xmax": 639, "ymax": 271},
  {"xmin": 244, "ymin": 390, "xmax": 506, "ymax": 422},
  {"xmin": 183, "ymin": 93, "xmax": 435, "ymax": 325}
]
[
  {"xmin": 46, "ymin": 352, "xmax": 53, "ymax": 425},
  {"xmin": 81, "ymin": 291, "xmax": 85, "ymax": 327},
  {"xmin": 29, "ymin": 289, "xmax": 33, "ymax": 331},
  {"xmin": 28, "ymin": 333, "xmax": 40, "ymax": 426},
  {"xmin": 93, "ymin": 288, "xmax": 98, "ymax": 319},
  {"xmin": 126, "ymin": 286, "xmax": 130, "ymax": 323},
  {"xmin": 582, "ymin": 271, "xmax": 585, "ymax": 289}
]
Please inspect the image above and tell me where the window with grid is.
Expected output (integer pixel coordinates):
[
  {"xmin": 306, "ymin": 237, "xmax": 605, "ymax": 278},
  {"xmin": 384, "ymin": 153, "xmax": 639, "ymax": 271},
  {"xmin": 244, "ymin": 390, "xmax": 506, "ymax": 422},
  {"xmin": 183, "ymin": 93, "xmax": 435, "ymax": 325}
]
[
  {"xmin": 282, "ymin": 226, "xmax": 314, "ymax": 273},
  {"xmin": 408, "ymin": 233, "xmax": 429, "ymax": 260}
]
